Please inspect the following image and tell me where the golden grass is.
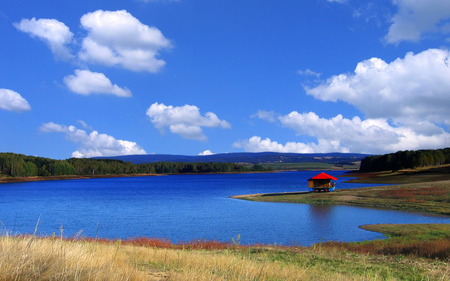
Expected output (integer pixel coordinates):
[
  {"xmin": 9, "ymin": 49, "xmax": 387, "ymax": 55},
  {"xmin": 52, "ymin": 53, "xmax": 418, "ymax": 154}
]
[
  {"xmin": 0, "ymin": 235, "xmax": 148, "ymax": 281},
  {"xmin": 1, "ymin": 234, "xmax": 448, "ymax": 281},
  {"xmin": 0, "ymin": 235, "xmax": 324, "ymax": 281}
]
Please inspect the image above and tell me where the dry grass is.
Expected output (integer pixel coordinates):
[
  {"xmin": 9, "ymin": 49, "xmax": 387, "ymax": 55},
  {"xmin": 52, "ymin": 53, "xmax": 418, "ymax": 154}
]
[
  {"xmin": 0, "ymin": 235, "xmax": 148, "ymax": 281},
  {"xmin": 0, "ymin": 233, "xmax": 448, "ymax": 281},
  {"xmin": 0, "ymin": 235, "xmax": 342, "ymax": 281}
]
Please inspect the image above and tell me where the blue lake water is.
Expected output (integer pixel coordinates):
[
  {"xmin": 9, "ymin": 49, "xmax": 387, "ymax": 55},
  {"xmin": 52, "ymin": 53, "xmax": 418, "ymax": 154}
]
[{"xmin": 0, "ymin": 171, "xmax": 448, "ymax": 246}]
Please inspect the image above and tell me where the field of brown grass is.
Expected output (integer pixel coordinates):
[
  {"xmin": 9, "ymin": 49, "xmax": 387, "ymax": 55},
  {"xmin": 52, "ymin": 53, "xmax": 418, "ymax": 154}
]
[{"xmin": 1, "ymin": 227, "xmax": 448, "ymax": 281}]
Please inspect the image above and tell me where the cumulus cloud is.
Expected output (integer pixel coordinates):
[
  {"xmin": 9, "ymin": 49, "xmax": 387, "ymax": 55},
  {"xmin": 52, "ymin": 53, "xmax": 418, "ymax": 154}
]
[
  {"xmin": 234, "ymin": 136, "xmax": 348, "ymax": 154},
  {"xmin": 306, "ymin": 48, "xmax": 450, "ymax": 129},
  {"xmin": 15, "ymin": 10, "xmax": 171, "ymax": 72},
  {"xmin": 0, "ymin": 89, "xmax": 31, "ymax": 112},
  {"xmin": 79, "ymin": 10, "xmax": 172, "ymax": 72},
  {"xmin": 14, "ymin": 18, "xmax": 73, "ymax": 60},
  {"xmin": 64, "ymin": 69, "xmax": 132, "ymax": 97},
  {"xmin": 238, "ymin": 111, "xmax": 450, "ymax": 154},
  {"xmin": 40, "ymin": 122, "xmax": 146, "ymax": 158},
  {"xmin": 198, "ymin": 150, "xmax": 214, "ymax": 156},
  {"xmin": 386, "ymin": 0, "xmax": 450, "ymax": 44},
  {"xmin": 281, "ymin": 111, "xmax": 450, "ymax": 153},
  {"xmin": 146, "ymin": 102, "xmax": 231, "ymax": 141},
  {"xmin": 259, "ymin": 48, "xmax": 450, "ymax": 154}
]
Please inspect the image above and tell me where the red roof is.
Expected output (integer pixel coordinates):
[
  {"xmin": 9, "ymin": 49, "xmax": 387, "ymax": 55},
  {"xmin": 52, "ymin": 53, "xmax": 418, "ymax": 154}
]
[{"xmin": 309, "ymin": 172, "xmax": 337, "ymax": 181}]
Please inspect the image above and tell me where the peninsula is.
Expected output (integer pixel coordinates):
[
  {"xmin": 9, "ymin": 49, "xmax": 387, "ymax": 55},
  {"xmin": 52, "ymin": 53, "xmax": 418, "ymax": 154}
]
[{"xmin": 231, "ymin": 164, "xmax": 450, "ymax": 216}]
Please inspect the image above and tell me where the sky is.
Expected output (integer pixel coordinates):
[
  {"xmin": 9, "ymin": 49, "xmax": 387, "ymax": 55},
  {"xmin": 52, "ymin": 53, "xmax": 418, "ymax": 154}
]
[{"xmin": 1, "ymin": 0, "xmax": 449, "ymax": 159}]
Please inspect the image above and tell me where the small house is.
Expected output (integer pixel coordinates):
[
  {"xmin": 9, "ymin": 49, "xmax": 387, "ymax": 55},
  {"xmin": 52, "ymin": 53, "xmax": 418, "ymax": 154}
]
[{"xmin": 308, "ymin": 172, "xmax": 337, "ymax": 192}]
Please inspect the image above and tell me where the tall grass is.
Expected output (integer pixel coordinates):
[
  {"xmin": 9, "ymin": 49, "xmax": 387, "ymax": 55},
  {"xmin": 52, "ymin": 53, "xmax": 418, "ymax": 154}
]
[
  {"xmin": 0, "ymin": 233, "xmax": 448, "ymax": 281},
  {"xmin": 0, "ymin": 234, "xmax": 148, "ymax": 281},
  {"xmin": 0, "ymin": 235, "xmax": 332, "ymax": 281}
]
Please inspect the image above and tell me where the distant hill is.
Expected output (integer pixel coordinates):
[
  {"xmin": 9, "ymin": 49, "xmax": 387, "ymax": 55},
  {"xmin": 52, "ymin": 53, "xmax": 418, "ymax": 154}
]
[
  {"xmin": 360, "ymin": 148, "xmax": 450, "ymax": 172},
  {"xmin": 94, "ymin": 152, "xmax": 369, "ymax": 165}
]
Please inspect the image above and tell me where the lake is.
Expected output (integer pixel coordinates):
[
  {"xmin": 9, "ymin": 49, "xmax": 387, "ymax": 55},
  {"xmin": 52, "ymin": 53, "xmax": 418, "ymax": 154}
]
[{"xmin": 0, "ymin": 171, "xmax": 448, "ymax": 246}]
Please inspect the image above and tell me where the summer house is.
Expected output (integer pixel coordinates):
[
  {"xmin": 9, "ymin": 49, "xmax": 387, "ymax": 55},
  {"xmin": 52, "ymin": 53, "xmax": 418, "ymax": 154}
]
[{"xmin": 308, "ymin": 172, "xmax": 337, "ymax": 192}]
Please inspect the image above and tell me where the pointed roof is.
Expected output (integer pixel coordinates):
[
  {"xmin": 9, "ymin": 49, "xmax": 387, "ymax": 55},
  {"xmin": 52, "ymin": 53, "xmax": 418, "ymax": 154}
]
[{"xmin": 309, "ymin": 172, "xmax": 337, "ymax": 181}]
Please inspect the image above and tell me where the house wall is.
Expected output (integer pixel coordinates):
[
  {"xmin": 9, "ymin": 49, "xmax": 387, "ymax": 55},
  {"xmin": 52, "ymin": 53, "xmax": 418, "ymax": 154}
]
[{"xmin": 309, "ymin": 179, "xmax": 331, "ymax": 188}]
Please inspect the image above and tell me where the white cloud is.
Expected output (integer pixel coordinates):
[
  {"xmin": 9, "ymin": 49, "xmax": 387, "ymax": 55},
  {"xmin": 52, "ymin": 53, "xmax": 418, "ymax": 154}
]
[
  {"xmin": 306, "ymin": 48, "xmax": 450, "ymax": 129},
  {"xmin": 326, "ymin": 0, "xmax": 347, "ymax": 3},
  {"xmin": 79, "ymin": 10, "xmax": 172, "ymax": 72},
  {"xmin": 386, "ymin": 0, "xmax": 450, "ymax": 44},
  {"xmin": 138, "ymin": 0, "xmax": 180, "ymax": 2},
  {"xmin": 14, "ymin": 18, "xmax": 73, "ymax": 60},
  {"xmin": 146, "ymin": 102, "xmax": 231, "ymax": 141},
  {"xmin": 298, "ymin": 69, "xmax": 321, "ymax": 78},
  {"xmin": 237, "ymin": 111, "xmax": 450, "ymax": 154},
  {"xmin": 260, "ymin": 48, "xmax": 450, "ymax": 154},
  {"xmin": 64, "ymin": 69, "xmax": 132, "ymax": 97},
  {"xmin": 77, "ymin": 120, "xmax": 92, "ymax": 130},
  {"xmin": 280, "ymin": 111, "xmax": 449, "ymax": 154},
  {"xmin": 40, "ymin": 122, "xmax": 146, "ymax": 158},
  {"xmin": 0, "ymin": 89, "xmax": 31, "ymax": 112},
  {"xmin": 234, "ymin": 136, "xmax": 348, "ymax": 154},
  {"xmin": 198, "ymin": 150, "xmax": 214, "ymax": 156},
  {"xmin": 251, "ymin": 110, "xmax": 277, "ymax": 123}
]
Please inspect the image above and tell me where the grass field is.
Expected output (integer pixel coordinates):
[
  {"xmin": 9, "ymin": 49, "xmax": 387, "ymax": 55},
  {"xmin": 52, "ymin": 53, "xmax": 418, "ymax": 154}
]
[{"xmin": 0, "ymin": 223, "xmax": 448, "ymax": 281}]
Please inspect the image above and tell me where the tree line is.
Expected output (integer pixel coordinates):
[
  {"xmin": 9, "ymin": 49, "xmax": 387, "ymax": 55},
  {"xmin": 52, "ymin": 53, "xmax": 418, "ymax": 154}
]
[
  {"xmin": 359, "ymin": 148, "xmax": 450, "ymax": 172},
  {"xmin": 0, "ymin": 153, "xmax": 272, "ymax": 177}
]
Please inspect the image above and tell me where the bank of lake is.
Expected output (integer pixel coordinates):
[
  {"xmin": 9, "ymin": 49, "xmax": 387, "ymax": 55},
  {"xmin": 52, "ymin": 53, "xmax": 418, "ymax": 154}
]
[{"xmin": 232, "ymin": 165, "xmax": 450, "ymax": 217}]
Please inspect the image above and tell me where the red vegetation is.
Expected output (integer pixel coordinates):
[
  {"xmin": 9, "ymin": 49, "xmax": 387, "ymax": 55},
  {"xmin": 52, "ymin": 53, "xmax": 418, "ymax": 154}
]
[
  {"xmin": 14, "ymin": 233, "xmax": 449, "ymax": 260},
  {"xmin": 63, "ymin": 236, "xmax": 241, "ymax": 250},
  {"xmin": 378, "ymin": 186, "xmax": 447, "ymax": 200},
  {"xmin": 319, "ymin": 239, "xmax": 450, "ymax": 260}
]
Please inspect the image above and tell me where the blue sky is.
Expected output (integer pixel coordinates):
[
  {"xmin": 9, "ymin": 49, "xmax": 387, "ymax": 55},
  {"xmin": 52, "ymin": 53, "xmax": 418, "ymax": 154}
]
[{"xmin": 1, "ymin": 0, "xmax": 449, "ymax": 159}]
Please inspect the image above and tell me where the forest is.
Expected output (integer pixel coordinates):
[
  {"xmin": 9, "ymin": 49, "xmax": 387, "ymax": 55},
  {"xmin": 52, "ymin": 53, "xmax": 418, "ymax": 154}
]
[
  {"xmin": 359, "ymin": 148, "xmax": 450, "ymax": 172},
  {"xmin": 0, "ymin": 153, "xmax": 271, "ymax": 177}
]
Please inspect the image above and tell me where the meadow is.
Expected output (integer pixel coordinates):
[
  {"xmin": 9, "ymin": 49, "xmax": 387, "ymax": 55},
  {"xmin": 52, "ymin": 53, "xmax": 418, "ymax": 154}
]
[{"xmin": 0, "ymin": 223, "xmax": 448, "ymax": 281}]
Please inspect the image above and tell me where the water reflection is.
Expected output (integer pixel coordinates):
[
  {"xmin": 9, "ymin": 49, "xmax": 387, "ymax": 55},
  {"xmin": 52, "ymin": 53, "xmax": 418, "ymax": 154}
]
[
  {"xmin": 309, "ymin": 204, "xmax": 334, "ymax": 222},
  {"xmin": 306, "ymin": 204, "xmax": 338, "ymax": 242}
]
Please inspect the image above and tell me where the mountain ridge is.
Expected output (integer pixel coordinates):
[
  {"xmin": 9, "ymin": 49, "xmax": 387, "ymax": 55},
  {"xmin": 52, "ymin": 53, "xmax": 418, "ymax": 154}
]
[{"xmin": 94, "ymin": 152, "xmax": 370, "ymax": 165}]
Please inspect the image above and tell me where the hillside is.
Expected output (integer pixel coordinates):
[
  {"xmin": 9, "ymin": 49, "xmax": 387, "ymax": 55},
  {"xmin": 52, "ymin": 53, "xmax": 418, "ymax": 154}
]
[{"xmin": 94, "ymin": 152, "xmax": 368, "ymax": 165}]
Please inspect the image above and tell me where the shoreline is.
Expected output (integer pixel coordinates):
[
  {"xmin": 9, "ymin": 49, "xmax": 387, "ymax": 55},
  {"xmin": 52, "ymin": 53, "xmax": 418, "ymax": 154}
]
[
  {"xmin": 230, "ymin": 181, "xmax": 450, "ymax": 216},
  {"xmin": 0, "ymin": 169, "xmax": 339, "ymax": 185},
  {"xmin": 0, "ymin": 173, "xmax": 162, "ymax": 184},
  {"xmin": 231, "ymin": 165, "xmax": 450, "ymax": 216}
]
